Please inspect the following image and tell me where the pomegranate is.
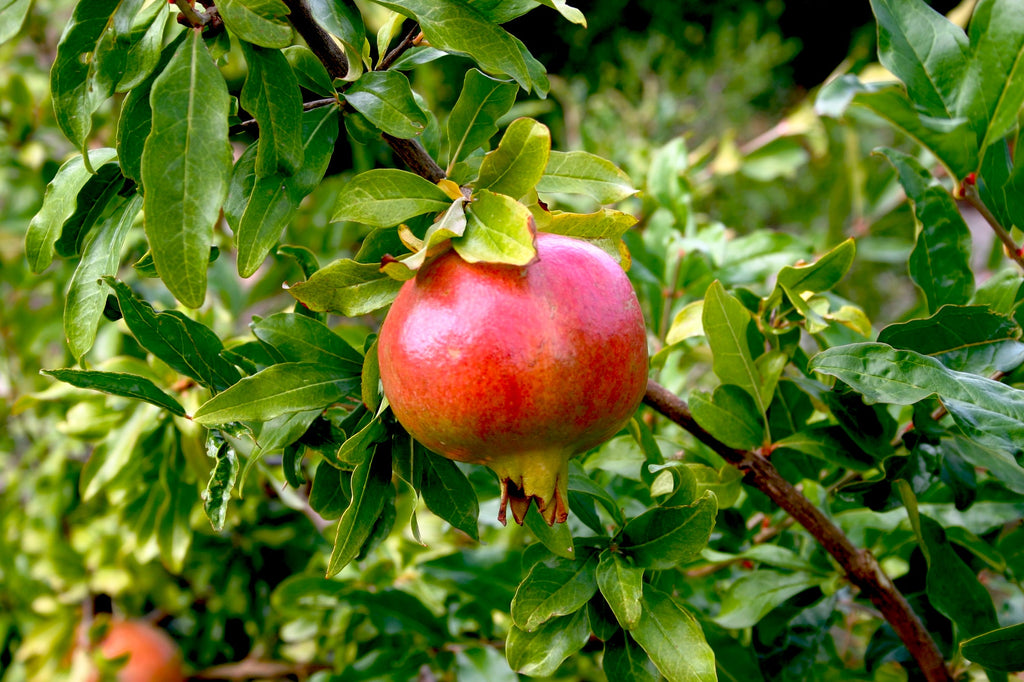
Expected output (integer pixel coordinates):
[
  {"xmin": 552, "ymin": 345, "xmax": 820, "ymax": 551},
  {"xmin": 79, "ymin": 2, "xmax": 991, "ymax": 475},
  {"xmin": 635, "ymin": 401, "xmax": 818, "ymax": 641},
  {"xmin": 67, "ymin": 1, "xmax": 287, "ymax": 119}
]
[
  {"xmin": 378, "ymin": 231, "xmax": 648, "ymax": 525},
  {"xmin": 83, "ymin": 619, "xmax": 185, "ymax": 682}
]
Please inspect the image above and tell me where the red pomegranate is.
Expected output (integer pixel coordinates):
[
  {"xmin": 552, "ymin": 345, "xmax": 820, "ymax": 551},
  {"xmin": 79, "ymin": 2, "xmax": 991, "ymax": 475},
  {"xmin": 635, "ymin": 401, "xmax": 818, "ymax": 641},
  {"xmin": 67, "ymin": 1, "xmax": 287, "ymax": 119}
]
[
  {"xmin": 378, "ymin": 232, "xmax": 648, "ymax": 525},
  {"xmin": 83, "ymin": 619, "xmax": 185, "ymax": 682}
]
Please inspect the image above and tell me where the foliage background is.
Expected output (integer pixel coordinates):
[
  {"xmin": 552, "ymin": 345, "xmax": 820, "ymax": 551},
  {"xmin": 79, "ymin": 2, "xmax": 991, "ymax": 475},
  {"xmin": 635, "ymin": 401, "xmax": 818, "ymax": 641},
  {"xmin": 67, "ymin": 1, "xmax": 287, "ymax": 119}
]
[{"xmin": 3, "ymin": 0, "xmax": 1024, "ymax": 681}]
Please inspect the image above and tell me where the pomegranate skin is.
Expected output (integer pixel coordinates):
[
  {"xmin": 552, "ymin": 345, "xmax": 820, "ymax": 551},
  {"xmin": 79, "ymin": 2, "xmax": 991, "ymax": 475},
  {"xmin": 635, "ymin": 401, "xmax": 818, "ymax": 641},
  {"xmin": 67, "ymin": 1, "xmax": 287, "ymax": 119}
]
[
  {"xmin": 83, "ymin": 619, "xmax": 185, "ymax": 682},
  {"xmin": 378, "ymin": 232, "xmax": 648, "ymax": 525}
]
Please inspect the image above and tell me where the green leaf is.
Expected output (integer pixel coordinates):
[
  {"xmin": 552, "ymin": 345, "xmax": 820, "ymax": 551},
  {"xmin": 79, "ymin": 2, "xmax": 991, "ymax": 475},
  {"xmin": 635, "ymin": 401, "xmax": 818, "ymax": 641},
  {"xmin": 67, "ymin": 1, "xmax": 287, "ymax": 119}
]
[
  {"xmin": 54, "ymin": 162, "xmax": 126, "ymax": 259},
  {"xmin": 956, "ymin": 436, "xmax": 1024, "ymax": 494},
  {"xmin": 229, "ymin": 105, "xmax": 340, "ymax": 276},
  {"xmin": 568, "ymin": 464, "xmax": 625, "ymax": 527},
  {"xmin": 619, "ymin": 491, "xmax": 717, "ymax": 570},
  {"xmin": 961, "ymin": 622, "xmax": 1024, "ymax": 673},
  {"xmin": 809, "ymin": 342, "xmax": 1024, "ymax": 454},
  {"xmin": 217, "ymin": 0, "xmax": 292, "ymax": 48},
  {"xmin": 877, "ymin": 305, "xmax": 1024, "ymax": 375},
  {"xmin": 306, "ymin": 0, "xmax": 364, "ymax": 49},
  {"xmin": 103, "ymin": 278, "xmax": 241, "ymax": 392},
  {"xmin": 523, "ymin": 503, "xmax": 576, "ymax": 559},
  {"xmin": 511, "ymin": 553, "xmax": 598, "ymax": 632},
  {"xmin": 327, "ymin": 444, "xmax": 393, "ymax": 576},
  {"xmin": 453, "ymin": 189, "xmax": 536, "ymax": 265},
  {"xmin": 816, "ymin": 77, "xmax": 977, "ymax": 179},
  {"xmin": 192, "ymin": 362, "xmax": 359, "ymax": 425},
  {"xmin": 917, "ymin": 514, "xmax": 999, "ymax": 639},
  {"xmin": 505, "ymin": 608, "xmax": 589, "ymax": 677},
  {"xmin": 870, "ymin": 0, "xmax": 967, "ymax": 118},
  {"xmin": 309, "ymin": 459, "xmax": 350, "ymax": 520},
  {"xmin": 536, "ymin": 0, "xmax": 585, "ymax": 26},
  {"xmin": 371, "ymin": 0, "xmax": 548, "ymax": 95},
  {"xmin": 475, "ymin": 117, "xmax": 550, "ymax": 200},
  {"xmin": 342, "ymin": 70, "xmax": 428, "ymax": 138},
  {"xmin": 0, "ymin": 0, "xmax": 30, "ymax": 44},
  {"xmin": 79, "ymin": 404, "xmax": 161, "ymax": 500},
  {"xmin": 878, "ymin": 147, "xmax": 974, "ymax": 312},
  {"xmin": 115, "ymin": 0, "xmax": 168, "ymax": 92},
  {"xmin": 42, "ymin": 368, "xmax": 186, "ymax": 416},
  {"xmin": 603, "ymin": 631, "xmax": 660, "ymax": 682},
  {"xmin": 956, "ymin": 0, "xmax": 1024, "ymax": 155},
  {"xmin": 141, "ymin": 30, "xmax": 233, "ymax": 308},
  {"xmin": 714, "ymin": 571, "xmax": 828, "ymax": 629},
  {"xmin": 766, "ymin": 238, "xmax": 856, "ymax": 310},
  {"xmin": 596, "ymin": 551, "xmax": 643, "ymax": 630},
  {"xmin": 447, "ymin": 68, "xmax": 519, "ymax": 170},
  {"xmin": 542, "ymin": 208, "xmax": 637, "ymax": 239},
  {"xmin": 332, "ymin": 168, "xmax": 451, "ymax": 227},
  {"xmin": 64, "ymin": 194, "xmax": 142, "ymax": 361},
  {"xmin": 419, "ymin": 449, "xmax": 480, "ymax": 541},
  {"xmin": 282, "ymin": 45, "xmax": 335, "ymax": 97},
  {"xmin": 50, "ymin": 0, "xmax": 125, "ymax": 159},
  {"xmin": 25, "ymin": 149, "xmax": 119, "ymax": 273},
  {"xmin": 287, "ymin": 258, "xmax": 404, "ymax": 317},
  {"xmin": 702, "ymin": 280, "xmax": 770, "ymax": 427},
  {"xmin": 239, "ymin": 43, "xmax": 304, "ymax": 178},
  {"xmin": 772, "ymin": 426, "xmax": 877, "ymax": 471},
  {"xmin": 203, "ymin": 440, "xmax": 239, "ymax": 532},
  {"xmin": 380, "ymin": 197, "xmax": 467, "ymax": 279},
  {"xmin": 251, "ymin": 313, "xmax": 363, "ymax": 372},
  {"xmin": 537, "ymin": 151, "xmax": 637, "ymax": 203},
  {"xmin": 689, "ymin": 385, "xmax": 765, "ymax": 451},
  {"xmin": 632, "ymin": 585, "xmax": 717, "ymax": 682}
]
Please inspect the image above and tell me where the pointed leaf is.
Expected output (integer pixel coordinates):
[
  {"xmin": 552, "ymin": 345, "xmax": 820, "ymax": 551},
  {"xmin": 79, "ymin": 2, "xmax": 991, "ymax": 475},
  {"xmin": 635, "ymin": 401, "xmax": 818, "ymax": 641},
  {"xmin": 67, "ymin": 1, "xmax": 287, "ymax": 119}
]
[
  {"xmin": 956, "ymin": 0, "xmax": 1024, "ymax": 153},
  {"xmin": 25, "ymin": 149, "xmax": 118, "ymax": 273},
  {"xmin": 230, "ymin": 105, "xmax": 340, "ymax": 276},
  {"xmin": 603, "ymin": 631, "xmax": 660, "ymax": 682},
  {"xmin": 632, "ymin": 585, "xmax": 717, "ymax": 682},
  {"xmin": 104, "ymin": 278, "xmax": 241, "ymax": 391},
  {"xmin": 287, "ymin": 258, "xmax": 404, "ymax": 316},
  {"xmin": 50, "ymin": 0, "xmax": 125, "ymax": 157},
  {"xmin": 42, "ymin": 369, "xmax": 186, "ymax": 416},
  {"xmin": 809, "ymin": 342, "xmax": 1024, "ymax": 454},
  {"xmin": 542, "ymin": 208, "xmax": 637, "ymax": 239},
  {"xmin": 619, "ymin": 491, "xmax": 717, "ymax": 570},
  {"xmin": 332, "ymin": 168, "xmax": 451, "ymax": 226},
  {"xmin": 511, "ymin": 553, "xmax": 599, "ymax": 632},
  {"xmin": 240, "ymin": 43, "xmax": 304, "ymax": 177},
  {"xmin": 217, "ymin": 0, "xmax": 292, "ymax": 48},
  {"xmin": 327, "ymin": 444, "xmax": 393, "ymax": 576},
  {"xmin": 454, "ymin": 189, "xmax": 536, "ymax": 265},
  {"xmin": 689, "ymin": 385, "xmax": 764, "ymax": 451},
  {"xmin": 475, "ymin": 117, "xmax": 550, "ymax": 200},
  {"xmin": 0, "ymin": 0, "xmax": 30, "ymax": 44},
  {"xmin": 879, "ymin": 147, "xmax": 974, "ymax": 312},
  {"xmin": 870, "ymin": 0, "xmax": 968, "ymax": 117},
  {"xmin": 538, "ymin": 151, "xmax": 637, "ymax": 203},
  {"xmin": 714, "ymin": 571, "xmax": 828, "ymax": 629},
  {"xmin": 447, "ymin": 68, "xmax": 518, "ymax": 169},
  {"xmin": 342, "ymin": 69, "xmax": 428, "ymax": 138},
  {"xmin": 203, "ymin": 440, "xmax": 239, "ymax": 532},
  {"xmin": 702, "ymin": 280, "xmax": 769, "ymax": 422},
  {"xmin": 64, "ymin": 194, "xmax": 142, "ymax": 360},
  {"xmin": 115, "ymin": 0, "xmax": 168, "ymax": 92},
  {"xmin": 766, "ymin": 238, "xmax": 856, "ymax": 309},
  {"xmin": 141, "ymin": 30, "xmax": 233, "ymax": 308},
  {"xmin": 878, "ymin": 304, "xmax": 1024, "ymax": 375},
  {"xmin": 306, "ymin": 0, "xmax": 364, "ymax": 48},
  {"xmin": 371, "ymin": 0, "xmax": 547, "ymax": 95},
  {"xmin": 961, "ymin": 622, "xmax": 1024, "ymax": 673},
  {"xmin": 505, "ymin": 608, "xmax": 589, "ymax": 677},
  {"xmin": 420, "ymin": 449, "xmax": 480, "ymax": 541},
  {"xmin": 596, "ymin": 551, "xmax": 643, "ymax": 630},
  {"xmin": 251, "ymin": 312, "xmax": 363, "ymax": 371},
  {"xmin": 193, "ymin": 362, "xmax": 358, "ymax": 425}
]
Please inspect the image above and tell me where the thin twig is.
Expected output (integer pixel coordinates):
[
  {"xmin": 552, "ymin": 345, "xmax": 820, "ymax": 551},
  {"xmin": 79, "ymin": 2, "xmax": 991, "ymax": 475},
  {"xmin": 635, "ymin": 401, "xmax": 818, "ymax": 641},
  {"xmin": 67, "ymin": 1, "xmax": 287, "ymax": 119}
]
[
  {"xmin": 174, "ymin": 0, "xmax": 207, "ymax": 27},
  {"xmin": 379, "ymin": 27, "xmax": 423, "ymax": 71},
  {"xmin": 642, "ymin": 379, "xmax": 952, "ymax": 682},
  {"xmin": 962, "ymin": 184, "xmax": 1024, "ymax": 272}
]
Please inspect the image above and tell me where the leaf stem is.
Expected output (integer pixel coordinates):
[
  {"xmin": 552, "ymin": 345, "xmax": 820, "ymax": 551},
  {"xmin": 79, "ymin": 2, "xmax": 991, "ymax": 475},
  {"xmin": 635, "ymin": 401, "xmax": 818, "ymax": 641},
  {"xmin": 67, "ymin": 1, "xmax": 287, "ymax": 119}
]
[
  {"xmin": 174, "ymin": 0, "xmax": 207, "ymax": 27},
  {"xmin": 642, "ymin": 378, "xmax": 953, "ymax": 682},
  {"xmin": 962, "ymin": 185, "xmax": 1024, "ymax": 273}
]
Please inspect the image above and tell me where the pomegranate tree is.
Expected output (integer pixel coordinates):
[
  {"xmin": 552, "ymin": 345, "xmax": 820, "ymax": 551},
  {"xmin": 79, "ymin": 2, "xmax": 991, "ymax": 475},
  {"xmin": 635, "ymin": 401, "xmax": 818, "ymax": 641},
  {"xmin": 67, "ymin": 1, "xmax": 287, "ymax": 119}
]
[{"xmin": 378, "ymin": 232, "xmax": 649, "ymax": 526}]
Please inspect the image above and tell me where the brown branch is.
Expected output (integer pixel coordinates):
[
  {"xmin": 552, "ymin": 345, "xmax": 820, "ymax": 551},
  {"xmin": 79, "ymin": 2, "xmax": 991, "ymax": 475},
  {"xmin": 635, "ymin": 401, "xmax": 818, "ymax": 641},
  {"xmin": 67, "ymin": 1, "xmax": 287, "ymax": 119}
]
[
  {"xmin": 962, "ymin": 184, "xmax": 1024, "ymax": 273},
  {"xmin": 190, "ymin": 659, "xmax": 330, "ymax": 679},
  {"xmin": 642, "ymin": 379, "xmax": 952, "ymax": 682},
  {"xmin": 282, "ymin": 0, "xmax": 349, "ymax": 80},
  {"xmin": 378, "ymin": 27, "xmax": 423, "ymax": 71}
]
